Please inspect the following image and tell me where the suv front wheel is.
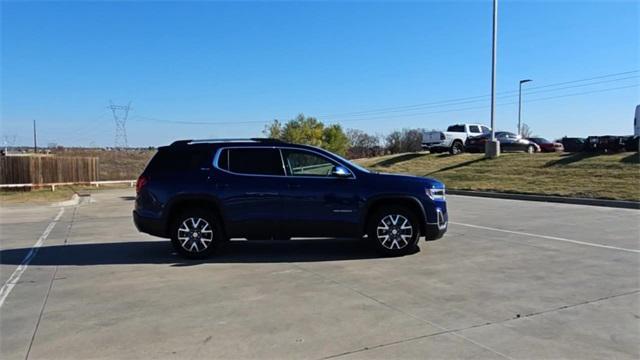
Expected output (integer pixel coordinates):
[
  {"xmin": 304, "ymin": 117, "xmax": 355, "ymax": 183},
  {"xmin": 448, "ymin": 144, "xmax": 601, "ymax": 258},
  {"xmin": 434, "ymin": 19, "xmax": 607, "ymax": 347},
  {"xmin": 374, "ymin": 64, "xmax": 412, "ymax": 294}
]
[
  {"xmin": 170, "ymin": 209, "xmax": 223, "ymax": 259},
  {"xmin": 368, "ymin": 206, "xmax": 420, "ymax": 256}
]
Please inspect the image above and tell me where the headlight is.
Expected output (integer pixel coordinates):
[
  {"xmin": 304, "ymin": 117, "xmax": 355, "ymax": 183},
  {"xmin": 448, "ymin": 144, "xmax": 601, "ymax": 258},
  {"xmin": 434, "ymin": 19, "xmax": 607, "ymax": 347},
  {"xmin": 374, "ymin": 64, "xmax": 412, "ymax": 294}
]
[{"xmin": 426, "ymin": 187, "xmax": 446, "ymax": 200}]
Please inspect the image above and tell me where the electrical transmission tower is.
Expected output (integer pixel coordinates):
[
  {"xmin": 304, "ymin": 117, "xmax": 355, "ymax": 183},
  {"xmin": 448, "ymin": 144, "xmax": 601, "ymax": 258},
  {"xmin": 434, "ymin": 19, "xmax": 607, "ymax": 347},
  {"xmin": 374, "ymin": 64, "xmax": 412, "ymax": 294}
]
[{"xmin": 108, "ymin": 101, "xmax": 132, "ymax": 148}]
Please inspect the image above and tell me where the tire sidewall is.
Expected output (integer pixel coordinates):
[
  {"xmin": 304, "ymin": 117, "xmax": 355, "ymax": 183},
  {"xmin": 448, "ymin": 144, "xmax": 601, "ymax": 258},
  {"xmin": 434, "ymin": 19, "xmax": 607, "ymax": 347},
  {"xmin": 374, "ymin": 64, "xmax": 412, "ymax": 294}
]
[
  {"xmin": 171, "ymin": 209, "xmax": 222, "ymax": 259},
  {"xmin": 450, "ymin": 141, "xmax": 463, "ymax": 155},
  {"xmin": 367, "ymin": 205, "xmax": 420, "ymax": 256}
]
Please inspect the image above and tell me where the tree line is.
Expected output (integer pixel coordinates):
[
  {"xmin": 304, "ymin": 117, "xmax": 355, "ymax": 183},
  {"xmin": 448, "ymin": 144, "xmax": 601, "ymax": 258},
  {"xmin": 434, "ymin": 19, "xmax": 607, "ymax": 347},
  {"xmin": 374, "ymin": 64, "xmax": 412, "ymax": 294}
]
[{"xmin": 263, "ymin": 114, "xmax": 423, "ymax": 159}]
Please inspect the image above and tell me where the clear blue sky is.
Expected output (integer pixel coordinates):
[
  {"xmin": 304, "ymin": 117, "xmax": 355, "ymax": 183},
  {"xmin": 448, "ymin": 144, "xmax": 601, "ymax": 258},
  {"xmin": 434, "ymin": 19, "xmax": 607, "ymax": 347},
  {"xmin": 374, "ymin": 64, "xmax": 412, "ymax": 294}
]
[{"xmin": 1, "ymin": 0, "xmax": 638, "ymax": 147}]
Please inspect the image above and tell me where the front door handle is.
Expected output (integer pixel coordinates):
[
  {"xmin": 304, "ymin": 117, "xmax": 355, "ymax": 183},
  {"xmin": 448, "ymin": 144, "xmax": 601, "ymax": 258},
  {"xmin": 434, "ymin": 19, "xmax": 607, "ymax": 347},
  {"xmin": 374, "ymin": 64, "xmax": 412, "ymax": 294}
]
[{"xmin": 287, "ymin": 183, "xmax": 302, "ymax": 189}]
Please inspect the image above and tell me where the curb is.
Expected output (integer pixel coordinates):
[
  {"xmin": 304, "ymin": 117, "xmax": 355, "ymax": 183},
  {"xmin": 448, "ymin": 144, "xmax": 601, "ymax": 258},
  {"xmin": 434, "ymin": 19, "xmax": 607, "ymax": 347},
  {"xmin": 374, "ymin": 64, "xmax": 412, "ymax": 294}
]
[
  {"xmin": 51, "ymin": 193, "xmax": 93, "ymax": 207},
  {"xmin": 447, "ymin": 190, "xmax": 640, "ymax": 210}
]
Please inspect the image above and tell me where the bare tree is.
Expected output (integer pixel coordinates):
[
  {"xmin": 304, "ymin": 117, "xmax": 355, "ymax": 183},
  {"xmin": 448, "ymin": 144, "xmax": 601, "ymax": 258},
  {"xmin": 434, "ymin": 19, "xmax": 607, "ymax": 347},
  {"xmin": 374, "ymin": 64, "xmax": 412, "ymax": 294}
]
[{"xmin": 520, "ymin": 123, "xmax": 534, "ymax": 138}]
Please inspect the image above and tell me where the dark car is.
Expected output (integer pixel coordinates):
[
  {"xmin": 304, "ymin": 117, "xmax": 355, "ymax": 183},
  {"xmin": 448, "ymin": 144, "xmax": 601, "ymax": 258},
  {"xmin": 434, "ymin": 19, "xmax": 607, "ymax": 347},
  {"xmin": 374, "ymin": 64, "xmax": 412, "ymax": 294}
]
[
  {"xmin": 465, "ymin": 131, "xmax": 540, "ymax": 153},
  {"xmin": 586, "ymin": 135, "xmax": 629, "ymax": 153},
  {"xmin": 133, "ymin": 138, "xmax": 448, "ymax": 258},
  {"xmin": 560, "ymin": 137, "xmax": 586, "ymax": 152},
  {"xmin": 527, "ymin": 137, "xmax": 564, "ymax": 152}
]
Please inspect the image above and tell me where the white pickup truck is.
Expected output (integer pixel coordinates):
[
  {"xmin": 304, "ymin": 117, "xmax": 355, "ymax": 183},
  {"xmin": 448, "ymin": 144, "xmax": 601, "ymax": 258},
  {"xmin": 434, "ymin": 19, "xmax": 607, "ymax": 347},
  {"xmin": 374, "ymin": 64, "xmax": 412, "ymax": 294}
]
[{"xmin": 422, "ymin": 123, "xmax": 491, "ymax": 155}]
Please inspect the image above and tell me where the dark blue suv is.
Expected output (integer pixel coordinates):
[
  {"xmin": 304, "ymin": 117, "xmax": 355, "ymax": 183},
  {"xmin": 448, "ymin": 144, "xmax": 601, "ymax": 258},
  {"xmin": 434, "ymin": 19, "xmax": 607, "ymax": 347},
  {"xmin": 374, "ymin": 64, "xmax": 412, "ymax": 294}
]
[{"xmin": 133, "ymin": 138, "xmax": 447, "ymax": 258}]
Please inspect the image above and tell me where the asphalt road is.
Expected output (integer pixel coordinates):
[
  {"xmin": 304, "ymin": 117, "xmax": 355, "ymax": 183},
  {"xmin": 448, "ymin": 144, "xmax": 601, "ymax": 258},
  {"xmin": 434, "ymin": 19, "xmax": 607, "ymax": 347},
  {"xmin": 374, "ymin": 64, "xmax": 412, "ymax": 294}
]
[{"xmin": 1, "ymin": 189, "xmax": 638, "ymax": 359}]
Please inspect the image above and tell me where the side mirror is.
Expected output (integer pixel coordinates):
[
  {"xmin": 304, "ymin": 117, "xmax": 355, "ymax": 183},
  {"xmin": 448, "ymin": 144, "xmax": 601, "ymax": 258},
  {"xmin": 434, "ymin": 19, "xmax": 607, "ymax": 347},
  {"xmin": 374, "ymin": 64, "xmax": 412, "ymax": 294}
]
[{"xmin": 331, "ymin": 166, "xmax": 352, "ymax": 178}]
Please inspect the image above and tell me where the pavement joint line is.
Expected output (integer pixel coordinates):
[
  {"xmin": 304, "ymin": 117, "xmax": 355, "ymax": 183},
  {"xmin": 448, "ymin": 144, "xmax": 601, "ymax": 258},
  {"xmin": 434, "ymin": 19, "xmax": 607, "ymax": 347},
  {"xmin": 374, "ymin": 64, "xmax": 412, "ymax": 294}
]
[
  {"xmin": 0, "ymin": 207, "xmax": 65, "ymax": 308},
  {"xmin": 291, "ymin": 264, "xmax": 513, "ymax": 360},
  {"xmin": 25, "ymin": 205, "xmax": 79, "ymax": 360},
  {"xmin": 450, "ymin": 221, "xmax": 640, "ymax": 253},
  {"xmin": 319, "ymin": 287, "xmax": 640, "ymax": 360}
]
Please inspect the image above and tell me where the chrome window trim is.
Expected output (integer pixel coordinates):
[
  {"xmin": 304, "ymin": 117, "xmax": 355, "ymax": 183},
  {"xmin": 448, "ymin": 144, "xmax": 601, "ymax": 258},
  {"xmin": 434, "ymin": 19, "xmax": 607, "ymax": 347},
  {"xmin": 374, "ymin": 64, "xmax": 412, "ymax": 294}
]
[{"xmin": 212, "ymin": 146, "xmax": 356, "ymax": 179}]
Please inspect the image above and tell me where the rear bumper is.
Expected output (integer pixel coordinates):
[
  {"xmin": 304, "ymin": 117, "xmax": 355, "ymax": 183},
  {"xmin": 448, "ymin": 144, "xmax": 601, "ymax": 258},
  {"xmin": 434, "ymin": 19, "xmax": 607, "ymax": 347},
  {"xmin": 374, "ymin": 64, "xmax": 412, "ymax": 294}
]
[{"xmin": 133, "ymin": 211, "xmax": 167, "ymax": 238}]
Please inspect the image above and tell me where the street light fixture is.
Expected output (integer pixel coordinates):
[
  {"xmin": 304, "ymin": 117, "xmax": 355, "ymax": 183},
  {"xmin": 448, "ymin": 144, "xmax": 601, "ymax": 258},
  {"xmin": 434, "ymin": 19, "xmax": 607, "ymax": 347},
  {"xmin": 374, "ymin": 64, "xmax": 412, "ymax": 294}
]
[
  {"xmin": 518, "ymin": 79, "xmax": 532, "ymax": 136},
  {"xmin": 485, "ymin": 0, "xmax": 500, "ymax": 158}
]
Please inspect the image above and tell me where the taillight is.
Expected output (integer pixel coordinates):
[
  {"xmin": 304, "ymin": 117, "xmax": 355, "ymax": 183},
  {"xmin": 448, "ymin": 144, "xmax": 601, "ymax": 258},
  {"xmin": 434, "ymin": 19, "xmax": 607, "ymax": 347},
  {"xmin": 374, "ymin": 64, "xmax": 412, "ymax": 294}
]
[
  {"xmin": 136, "ymin": 175, "xmax": 148, "ymax": 193},
  {"xmin": 440, "ymin": 133, "xmax": 446, "ymax": 140}
]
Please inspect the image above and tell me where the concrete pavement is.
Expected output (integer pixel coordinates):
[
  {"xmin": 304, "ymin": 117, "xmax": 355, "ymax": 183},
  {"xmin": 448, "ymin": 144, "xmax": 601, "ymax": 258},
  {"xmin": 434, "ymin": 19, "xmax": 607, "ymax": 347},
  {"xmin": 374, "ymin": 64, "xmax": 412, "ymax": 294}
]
[{"xmin": 0, "ymin": 189, "xmax": 638, "ymax": 359}]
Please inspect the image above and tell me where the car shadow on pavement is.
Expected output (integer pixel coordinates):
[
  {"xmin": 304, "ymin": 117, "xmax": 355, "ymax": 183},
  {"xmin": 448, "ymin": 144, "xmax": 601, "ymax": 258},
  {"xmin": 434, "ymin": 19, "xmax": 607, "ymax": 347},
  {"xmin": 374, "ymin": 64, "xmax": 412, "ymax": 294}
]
[{"xmin": 0, "ymin": 239, "xmax": 409, "ymax": 266}]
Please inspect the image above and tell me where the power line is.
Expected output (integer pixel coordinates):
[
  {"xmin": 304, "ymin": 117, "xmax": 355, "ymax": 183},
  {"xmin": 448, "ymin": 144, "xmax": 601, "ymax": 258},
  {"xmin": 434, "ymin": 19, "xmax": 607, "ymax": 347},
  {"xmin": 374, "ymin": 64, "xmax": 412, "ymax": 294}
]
[
  {"xmin": 327, "ymin": 84, "xmax": 638, "ymax": 124},
  {"xmin": 319, "ymin": 70, "xmax": 639, "ymax": 119},
  {"xmin": 322, "ymin": 75, "xmax": 639, "ymax": 120},
  {"xmin": 131, "ymin": 76, "xmax": 638, "ymax": 127}
]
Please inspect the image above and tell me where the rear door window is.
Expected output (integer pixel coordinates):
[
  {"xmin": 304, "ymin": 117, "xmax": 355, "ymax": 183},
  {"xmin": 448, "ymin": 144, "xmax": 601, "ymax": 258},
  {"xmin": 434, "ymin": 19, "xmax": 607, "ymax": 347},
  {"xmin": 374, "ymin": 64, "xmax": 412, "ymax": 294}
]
[
  {"xmin": 468, "ymin": 125, "xmax": 480, "ymax": 133},
  {"xmin": 226, "ymin": 148, "xmax": 284, "ymax": 176}
]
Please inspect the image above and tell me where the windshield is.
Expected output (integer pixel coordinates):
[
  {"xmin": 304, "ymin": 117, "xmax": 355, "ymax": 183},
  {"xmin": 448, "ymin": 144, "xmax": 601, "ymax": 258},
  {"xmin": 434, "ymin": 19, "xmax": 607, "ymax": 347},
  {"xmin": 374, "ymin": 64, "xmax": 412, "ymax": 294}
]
[{"xmin": 533, "ymin": 138, "xmax": 550, "ymax": 144}]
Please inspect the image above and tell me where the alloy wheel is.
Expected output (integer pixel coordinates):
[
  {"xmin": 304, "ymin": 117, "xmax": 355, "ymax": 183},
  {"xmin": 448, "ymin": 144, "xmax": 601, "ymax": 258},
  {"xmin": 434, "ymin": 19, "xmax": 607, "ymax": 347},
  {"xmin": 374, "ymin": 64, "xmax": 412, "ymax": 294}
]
[
  {"xmin": 376, "ymin": 214, "xmax": 413, "ymax": 249},
  {"xmin": 177, "ymin": 217, "xmax": 214, "ymax": 253}
]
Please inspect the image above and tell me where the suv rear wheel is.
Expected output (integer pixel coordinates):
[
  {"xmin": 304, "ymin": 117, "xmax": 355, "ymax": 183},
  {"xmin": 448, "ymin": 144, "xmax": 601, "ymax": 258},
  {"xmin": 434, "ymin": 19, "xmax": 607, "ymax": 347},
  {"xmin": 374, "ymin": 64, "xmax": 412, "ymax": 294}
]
[
  {"xmin": 367, "ymin": 205, "xmax": 420, "ymax": 256},
  {"xmin": 170, "ymin": 209, "xmax": 223, "ymax": 259}
]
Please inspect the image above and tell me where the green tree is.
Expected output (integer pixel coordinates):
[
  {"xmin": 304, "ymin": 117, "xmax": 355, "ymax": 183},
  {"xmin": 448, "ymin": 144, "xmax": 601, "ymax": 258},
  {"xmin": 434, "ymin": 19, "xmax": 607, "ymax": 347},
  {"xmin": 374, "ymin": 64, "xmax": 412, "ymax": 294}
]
[
  {"xmin": 322, "ymin": 124, "xmax": 349, "ymax": 156},
  {"xmin": 281, "ymin": 114, "xmax": 324, "ymax": 147},
  {"xmin": 263, "ymin": 119, "xmax": 282, "ymax": 139}
]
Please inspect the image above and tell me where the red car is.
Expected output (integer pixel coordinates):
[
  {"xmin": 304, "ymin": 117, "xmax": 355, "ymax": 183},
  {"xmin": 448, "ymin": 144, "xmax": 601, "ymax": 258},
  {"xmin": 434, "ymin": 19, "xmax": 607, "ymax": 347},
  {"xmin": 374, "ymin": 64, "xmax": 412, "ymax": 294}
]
[{"xmin": 527, "ymin": 137, "xmax": 564, "ymax": 152}]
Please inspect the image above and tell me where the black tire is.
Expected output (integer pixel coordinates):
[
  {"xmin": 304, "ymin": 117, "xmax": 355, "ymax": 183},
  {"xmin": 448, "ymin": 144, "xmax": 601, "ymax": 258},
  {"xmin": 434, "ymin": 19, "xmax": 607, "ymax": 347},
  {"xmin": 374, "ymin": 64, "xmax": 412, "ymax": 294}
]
[
  {"xmin": 526, "ymin": 144, "xmax": 535, "ymax": 154},
  {"xmin": 367, "ymin": 205, "xmax": 420, "ymax": 256},
  {"xmin": 170, "ymin": 209, "xmax": 224, "ymax": 259},
  {"xmin": 450, "ymin": 141, "xmax": 464, "ymax": 155}
]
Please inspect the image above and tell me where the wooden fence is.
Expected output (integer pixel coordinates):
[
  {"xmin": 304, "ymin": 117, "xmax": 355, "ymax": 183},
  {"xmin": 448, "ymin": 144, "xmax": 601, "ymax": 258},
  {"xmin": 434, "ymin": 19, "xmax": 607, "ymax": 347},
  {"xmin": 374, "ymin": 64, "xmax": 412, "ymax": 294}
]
[{"xmin": 0, "ymin": 156, "xmax": 99, "ymax": 186}]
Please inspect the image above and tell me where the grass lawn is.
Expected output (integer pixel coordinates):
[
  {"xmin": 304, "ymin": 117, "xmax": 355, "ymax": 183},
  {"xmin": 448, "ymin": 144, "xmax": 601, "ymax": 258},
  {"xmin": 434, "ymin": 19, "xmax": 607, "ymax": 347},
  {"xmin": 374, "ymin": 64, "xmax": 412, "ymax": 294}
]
[{"xmin": 355, "ymin": 152, "xmax": 640, "ymax": 202}]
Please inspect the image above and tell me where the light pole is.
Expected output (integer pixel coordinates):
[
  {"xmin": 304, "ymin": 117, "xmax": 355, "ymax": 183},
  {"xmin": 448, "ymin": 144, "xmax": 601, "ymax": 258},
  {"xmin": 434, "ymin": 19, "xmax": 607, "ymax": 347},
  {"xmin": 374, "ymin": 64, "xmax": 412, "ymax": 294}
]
[
  {"xmin": 485, "ymin": 0, "xmax": 500, "ymax": 158},
  {"xmin": 518, "ymin": 79, "xmax": 532, "ymax": 136}
]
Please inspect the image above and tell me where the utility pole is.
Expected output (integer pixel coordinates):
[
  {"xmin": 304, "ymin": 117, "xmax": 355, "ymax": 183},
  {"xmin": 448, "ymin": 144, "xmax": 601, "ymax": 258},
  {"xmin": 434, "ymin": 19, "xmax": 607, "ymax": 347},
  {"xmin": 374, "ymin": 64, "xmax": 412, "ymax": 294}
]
[
  {"xmin": 108, "ymin": 101, "xmax": 132, "ymax": 149},
  {"xmin": 485, "ymin": 0, "xmax": 500, "ymax": 158},
  {"xmin": 33, "ymin": 119, "xmax": 37, "ymax": 153},
  {"xmin": 518, "ymin": 79, "xmax": 532, "ymax": 136}
]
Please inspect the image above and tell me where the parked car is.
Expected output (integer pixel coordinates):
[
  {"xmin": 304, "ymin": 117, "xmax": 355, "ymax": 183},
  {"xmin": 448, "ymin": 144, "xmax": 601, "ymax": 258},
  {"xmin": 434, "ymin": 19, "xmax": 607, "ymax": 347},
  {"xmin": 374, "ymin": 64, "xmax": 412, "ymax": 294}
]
[
  {"xmin": 586, "ymin": 135, "xmax": 629, "ymax": 153},
  {"xmin": 133, "ymin": 138, "xmax": 448, "ymax": 259},
  {"xmin": 527, "ymin": 137, "xmax": 564, "ymax": 152},
  {"xmin": 422, "ymin": 123, "xmax": 490, "ymax": 155},
  {"xmin": 559, "ymin": 137, "xmax": 586, "ymax": 152},
  {"xmin": 465, "ymin": 132, "xmax": 540, "ymax": 153}
]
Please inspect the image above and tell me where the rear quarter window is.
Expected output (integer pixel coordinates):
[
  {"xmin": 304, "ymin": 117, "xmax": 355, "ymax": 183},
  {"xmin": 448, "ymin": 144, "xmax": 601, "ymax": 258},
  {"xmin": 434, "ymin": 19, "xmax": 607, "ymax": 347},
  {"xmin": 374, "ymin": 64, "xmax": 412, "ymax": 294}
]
[{"xmin": 145, "ymin": 147, "xmax": 213, "ymax": 174}]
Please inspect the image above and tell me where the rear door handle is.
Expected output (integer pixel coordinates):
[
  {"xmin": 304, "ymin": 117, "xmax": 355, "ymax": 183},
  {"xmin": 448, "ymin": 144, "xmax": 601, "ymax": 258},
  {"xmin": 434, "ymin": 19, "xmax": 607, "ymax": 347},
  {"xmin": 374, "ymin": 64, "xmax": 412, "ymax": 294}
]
[{"xmin": 287, "ymin": 183, "xmax": 301, "ymax": 189}]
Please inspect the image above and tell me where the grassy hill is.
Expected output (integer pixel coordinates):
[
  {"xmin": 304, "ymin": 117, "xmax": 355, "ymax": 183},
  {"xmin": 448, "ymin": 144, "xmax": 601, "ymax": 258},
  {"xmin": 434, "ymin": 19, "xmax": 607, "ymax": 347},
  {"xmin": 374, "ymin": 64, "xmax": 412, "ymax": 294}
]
[{"xmin": 355, "ymin": 152, "xmax": 640, "ymax": 201}]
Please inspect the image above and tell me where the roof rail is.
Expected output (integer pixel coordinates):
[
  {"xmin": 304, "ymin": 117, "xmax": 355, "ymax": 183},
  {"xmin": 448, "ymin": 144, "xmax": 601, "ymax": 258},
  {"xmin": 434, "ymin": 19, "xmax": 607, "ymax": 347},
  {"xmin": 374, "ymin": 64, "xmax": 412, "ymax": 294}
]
[{"xmin": 170, "ymin": 138, "xmax": 287, "ymax": 146}]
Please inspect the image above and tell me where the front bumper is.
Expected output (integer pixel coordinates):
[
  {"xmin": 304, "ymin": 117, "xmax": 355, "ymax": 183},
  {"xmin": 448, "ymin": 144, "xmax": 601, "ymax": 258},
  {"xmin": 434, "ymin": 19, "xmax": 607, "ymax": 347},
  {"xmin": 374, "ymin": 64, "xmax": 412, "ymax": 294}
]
[{"xmin": 424, "ymin": 207, "xmax": 447, "ymax": 240}]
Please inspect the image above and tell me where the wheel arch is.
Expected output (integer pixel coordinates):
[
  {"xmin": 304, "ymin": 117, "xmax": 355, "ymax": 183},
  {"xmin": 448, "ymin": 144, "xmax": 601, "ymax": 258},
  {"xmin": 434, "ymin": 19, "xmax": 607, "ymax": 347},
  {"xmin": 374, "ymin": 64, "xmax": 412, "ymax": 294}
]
[
  {"xmin": 164, "ymin": 195, "xmax": 227, "ymax": 238},
  {"xmin": 362, "ymin": 196, "xmax": 427, "ymax": 236}
]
